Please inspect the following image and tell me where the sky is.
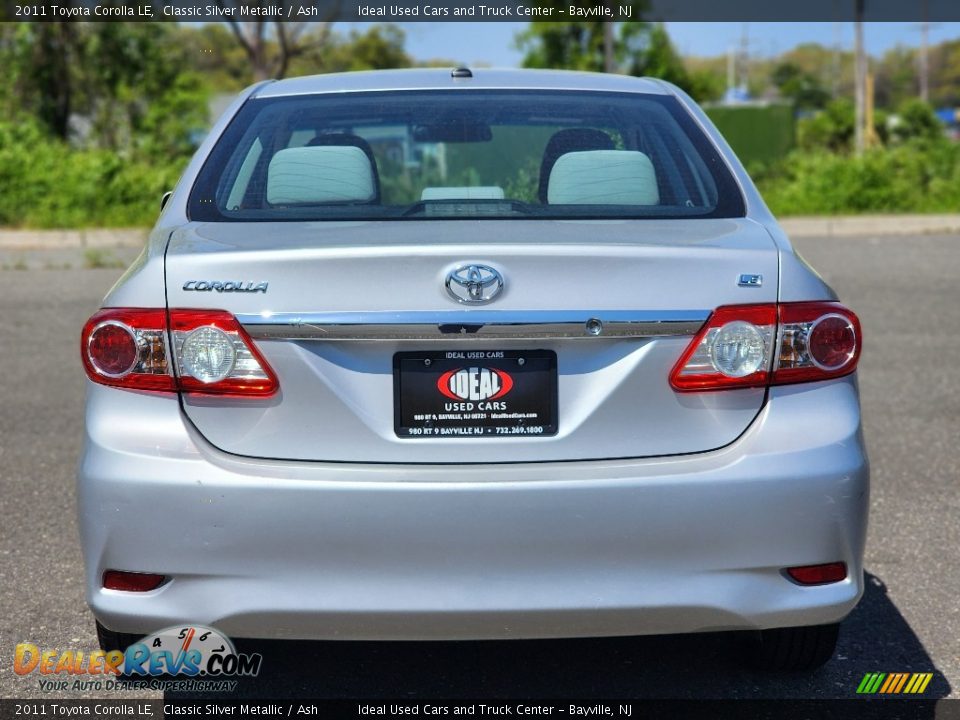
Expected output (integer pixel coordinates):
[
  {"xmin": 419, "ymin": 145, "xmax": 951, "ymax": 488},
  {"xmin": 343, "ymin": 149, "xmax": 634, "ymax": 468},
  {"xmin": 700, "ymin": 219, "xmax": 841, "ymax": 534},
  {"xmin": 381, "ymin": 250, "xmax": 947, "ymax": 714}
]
[{"xmin": 370, "ymin": 22, "xmax": 960, "ymax": 67}]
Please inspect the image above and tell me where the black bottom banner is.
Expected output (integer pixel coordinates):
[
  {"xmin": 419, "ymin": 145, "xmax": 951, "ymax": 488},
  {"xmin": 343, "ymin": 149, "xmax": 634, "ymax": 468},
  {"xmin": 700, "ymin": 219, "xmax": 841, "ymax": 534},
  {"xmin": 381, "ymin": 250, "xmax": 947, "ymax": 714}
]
[{"xmin": 0, "ymin": 699, "xmax": 956, "ymax": 720}]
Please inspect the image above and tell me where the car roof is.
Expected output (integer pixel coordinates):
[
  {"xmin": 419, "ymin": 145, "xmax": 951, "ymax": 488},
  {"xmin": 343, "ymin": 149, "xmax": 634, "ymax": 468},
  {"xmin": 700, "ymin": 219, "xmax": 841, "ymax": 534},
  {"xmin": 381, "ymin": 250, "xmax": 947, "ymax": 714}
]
[{"xmin": 254, "ymin": 68, "xmax": 672, "ymax": 98}]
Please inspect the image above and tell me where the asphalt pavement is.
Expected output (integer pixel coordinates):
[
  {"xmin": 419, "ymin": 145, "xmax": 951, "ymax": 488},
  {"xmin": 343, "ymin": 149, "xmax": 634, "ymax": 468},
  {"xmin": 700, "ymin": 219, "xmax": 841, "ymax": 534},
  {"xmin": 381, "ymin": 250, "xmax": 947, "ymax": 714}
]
[{"xmin": 0, "ymin": 235, "xmax": 957, "ymax": 702}]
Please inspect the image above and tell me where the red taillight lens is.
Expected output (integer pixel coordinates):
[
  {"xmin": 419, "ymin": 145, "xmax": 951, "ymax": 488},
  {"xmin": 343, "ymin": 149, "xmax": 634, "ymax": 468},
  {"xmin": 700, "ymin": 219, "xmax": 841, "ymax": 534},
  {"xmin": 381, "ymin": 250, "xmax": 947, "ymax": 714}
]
[
  {"xmin": 102, "ymin": 570, "xmax": 166, "ymax": 592},
  {"xmin": 670, "ymin": 301, "xmax": 861, "ymax": 391},
  {"xmin": 81, "ymin": 309, "xmax": 278, "ymax": 396},
  {"xmin": 81, "ymin": 309, "xmax": 175, "ymax": 392},
  {"xmin": 786, "ymin": 562, "xmax": 847, "ymax": 586},
  {"xmin": 773, "ymin": 302, "xmax": 862, "ymax": 385},
  {"xmin": 809, "ymin": 316, "xmax": 857, "ymax": 368},
  {"xmin": 87, "ymin": 322, "xmax": 138, "ymax": 376}
]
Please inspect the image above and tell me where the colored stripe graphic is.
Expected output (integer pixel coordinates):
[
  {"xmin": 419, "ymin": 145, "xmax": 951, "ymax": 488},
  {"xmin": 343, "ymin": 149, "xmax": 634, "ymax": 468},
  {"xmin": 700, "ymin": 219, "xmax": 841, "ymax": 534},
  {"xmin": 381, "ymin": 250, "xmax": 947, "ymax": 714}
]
[
  {"xmin": 857, "ymin": 672, "xmax": 932, "ymax": 694},
  {"xmin": 911, "ymin": 673, "xmax": 933, "ymax": 694},
  {"xmin": 857, "ymin": 673, "xmax": 886, "ymax": 694},
  {"xmin": 856, "ymin": 673, "xmax": 875, "ymax": 693},
  {"xmin": 879, "ymin": 673, "xmax": 898, "ymax": 693}
]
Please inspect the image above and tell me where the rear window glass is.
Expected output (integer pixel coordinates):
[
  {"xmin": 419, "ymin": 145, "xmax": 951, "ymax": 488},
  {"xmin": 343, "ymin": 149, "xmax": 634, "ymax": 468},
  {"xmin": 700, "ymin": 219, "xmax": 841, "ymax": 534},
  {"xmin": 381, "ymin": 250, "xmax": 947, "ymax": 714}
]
[{"xmin": 189, "ymin": 90, "xmax": 744, "ymax": 222}]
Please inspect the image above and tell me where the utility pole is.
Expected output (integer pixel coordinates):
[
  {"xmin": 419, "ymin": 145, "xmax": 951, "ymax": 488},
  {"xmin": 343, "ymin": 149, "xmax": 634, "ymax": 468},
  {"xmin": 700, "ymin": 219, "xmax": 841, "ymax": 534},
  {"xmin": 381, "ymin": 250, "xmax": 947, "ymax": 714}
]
[
  {"xmin": 854, "ymin": 0, "xmax": 866, "ymax": 155},
  {"xmin": 915, "ymin": 0, "xmax": 939, "ymax": 102},
  {"xmin": 727, "ymin": 44, "xmax": 736, "ymax": 99},
  {"xmin": 603, "ymin": 14, "xmax": 615, "ymax": 73},
  {"xmin": 739, "ymin": 23, "xmax": 750, "ymax": 95},
  {"xmin": 832, "ymin": 22, "xmax": 842, "ymax": 99},
  {"xmin": 920, "ymin": 20, "xmax": 930, "ymax": 102}
]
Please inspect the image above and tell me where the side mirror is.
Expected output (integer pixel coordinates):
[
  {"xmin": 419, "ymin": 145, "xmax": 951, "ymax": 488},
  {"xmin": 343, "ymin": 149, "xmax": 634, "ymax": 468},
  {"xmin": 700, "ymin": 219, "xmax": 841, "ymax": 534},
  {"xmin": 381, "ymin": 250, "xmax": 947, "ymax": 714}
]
[{"xmin": 160, "ymin": 191, "xmax": 173, "ymax": 211}]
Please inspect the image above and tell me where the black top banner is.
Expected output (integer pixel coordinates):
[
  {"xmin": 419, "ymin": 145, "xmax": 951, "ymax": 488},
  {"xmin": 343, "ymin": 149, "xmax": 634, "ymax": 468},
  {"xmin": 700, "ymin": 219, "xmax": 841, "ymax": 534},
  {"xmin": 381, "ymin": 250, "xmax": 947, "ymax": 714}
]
[{"xmin": 4, "ymin": 0, "xmax": 960, "ymax": 22}]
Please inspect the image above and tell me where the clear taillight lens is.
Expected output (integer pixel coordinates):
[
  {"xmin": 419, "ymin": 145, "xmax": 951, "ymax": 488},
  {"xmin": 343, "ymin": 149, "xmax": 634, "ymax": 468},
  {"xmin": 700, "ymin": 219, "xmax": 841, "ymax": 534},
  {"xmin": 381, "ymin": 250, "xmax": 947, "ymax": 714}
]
[
  {"xmin": 81, "ymin": 309, "xmax": 277, "ymax": 396},
  {"xmin": 670, "ymin": 302, "xmax": 861, "ymax": 392},
  {"xmin": 170, "ymin": 310, "xmax": 277, "ymax": 396},
  {"xmin": 669, "ymin": 305, "xmax": 777, "ymax": 391}
]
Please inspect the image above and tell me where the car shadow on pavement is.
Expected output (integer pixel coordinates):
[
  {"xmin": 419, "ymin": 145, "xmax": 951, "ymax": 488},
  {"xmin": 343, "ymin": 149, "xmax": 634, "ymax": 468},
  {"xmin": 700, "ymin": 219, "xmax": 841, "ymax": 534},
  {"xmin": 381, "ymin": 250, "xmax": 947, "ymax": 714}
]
[{"xmin": 163, "ymin": 571, "xmax": 949, "ymax": 701}]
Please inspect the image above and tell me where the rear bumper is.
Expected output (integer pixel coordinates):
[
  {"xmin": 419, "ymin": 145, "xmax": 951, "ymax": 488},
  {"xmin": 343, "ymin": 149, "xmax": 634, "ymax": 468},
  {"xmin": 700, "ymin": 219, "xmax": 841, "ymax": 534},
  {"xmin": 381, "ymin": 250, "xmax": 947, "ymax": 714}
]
[{"xmin": 77, "ymin": 377, "xmax": 868, "ymax": 641}]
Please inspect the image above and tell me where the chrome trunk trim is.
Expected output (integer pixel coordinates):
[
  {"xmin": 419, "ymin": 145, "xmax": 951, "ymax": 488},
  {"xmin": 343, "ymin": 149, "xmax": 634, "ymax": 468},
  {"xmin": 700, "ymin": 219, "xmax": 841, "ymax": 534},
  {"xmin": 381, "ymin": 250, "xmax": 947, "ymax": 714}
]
[{"xmin": 238, "ymin": 311, "xmax": 709, "ymax": 341}]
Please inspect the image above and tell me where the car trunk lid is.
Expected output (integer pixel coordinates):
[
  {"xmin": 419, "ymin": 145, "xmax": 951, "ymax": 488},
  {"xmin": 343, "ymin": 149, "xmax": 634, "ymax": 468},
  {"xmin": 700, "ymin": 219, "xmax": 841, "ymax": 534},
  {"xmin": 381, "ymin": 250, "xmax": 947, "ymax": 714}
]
[{"xmin": 164, "ymin": 218, "xmax": 778, "ymax": 463}]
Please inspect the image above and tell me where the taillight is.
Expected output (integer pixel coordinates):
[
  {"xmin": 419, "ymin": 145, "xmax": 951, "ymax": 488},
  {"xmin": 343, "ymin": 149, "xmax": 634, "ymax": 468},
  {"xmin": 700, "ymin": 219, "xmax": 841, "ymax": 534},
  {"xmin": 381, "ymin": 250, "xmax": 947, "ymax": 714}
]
[
  {"xmin": 669, "ymin": 304, "xmax": 777, "ymax": 391},
  {"xmin": 670, "ymin": 302, "xmax": 861, "ymax": 391},
  {"xmin": 169, "ymin": 310, "xmax": 278, "ymax": 396},
  {"xmin": 773, "ymin": 302, "xmax": 861, "ymax": 385},
  {"xmin": 81, "ymin": 309, "xmax": 278, "ymax": 396},
  {"xmin": 82, "ymin": 309, "xmax": 175, "ymax": 392}
]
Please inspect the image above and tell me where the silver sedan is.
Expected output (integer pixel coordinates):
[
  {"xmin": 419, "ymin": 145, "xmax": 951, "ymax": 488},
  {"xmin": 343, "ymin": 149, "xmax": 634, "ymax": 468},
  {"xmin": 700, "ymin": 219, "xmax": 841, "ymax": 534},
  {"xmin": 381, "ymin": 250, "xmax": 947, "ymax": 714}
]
[{"xmin": 78, "ymin": 68, "xmax": 867, "ymax": 672}]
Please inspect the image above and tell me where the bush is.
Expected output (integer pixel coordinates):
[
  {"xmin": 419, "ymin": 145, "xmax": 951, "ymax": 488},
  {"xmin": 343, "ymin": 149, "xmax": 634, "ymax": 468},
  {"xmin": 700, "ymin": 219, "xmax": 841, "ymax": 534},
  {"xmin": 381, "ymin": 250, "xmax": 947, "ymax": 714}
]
[
  {"xmin": 0, "ymin": 119, "xmax": 187, "ymax": 228},
  {"xmin": 889, "ymin": 98, "xmax": 944, "ymax": 143},
  {"xmin": 759, "ymin": 139, "xmax": 960, "ymax": 215},
  {"xmin": 706, "ymin": 104, "xmax": 796, "ymax": 168}
]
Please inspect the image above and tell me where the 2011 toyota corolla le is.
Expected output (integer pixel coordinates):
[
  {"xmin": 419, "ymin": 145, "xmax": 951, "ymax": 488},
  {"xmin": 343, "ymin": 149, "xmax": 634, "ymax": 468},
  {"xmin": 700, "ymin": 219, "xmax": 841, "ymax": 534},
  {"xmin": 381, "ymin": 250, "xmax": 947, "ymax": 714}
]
[{"xmin": 78, "ymin": 68, "xmax": 868, "ymax": 672}]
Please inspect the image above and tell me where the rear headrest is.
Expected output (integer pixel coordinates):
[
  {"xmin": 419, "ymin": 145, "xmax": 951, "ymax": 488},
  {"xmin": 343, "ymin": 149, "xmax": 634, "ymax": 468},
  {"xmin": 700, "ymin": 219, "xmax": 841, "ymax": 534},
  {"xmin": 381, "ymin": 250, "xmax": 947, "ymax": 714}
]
[
  {"xmin": 267, "ymin": 146, "xmax": 376, "ymax": 205},
  {"xmin": 538, "ymin": 128, "xmax": 615, "ymax": 203},
  {"xmin": 547, "ymin": 150, "xmax": 660, "ymax": 206},
  {"xmin": 307, "ymin": 133, "xmax": 381, "ymax": 201},
  {"xmin": 421, "ymin": 186, "xmax": 505, "ymax": 201}
]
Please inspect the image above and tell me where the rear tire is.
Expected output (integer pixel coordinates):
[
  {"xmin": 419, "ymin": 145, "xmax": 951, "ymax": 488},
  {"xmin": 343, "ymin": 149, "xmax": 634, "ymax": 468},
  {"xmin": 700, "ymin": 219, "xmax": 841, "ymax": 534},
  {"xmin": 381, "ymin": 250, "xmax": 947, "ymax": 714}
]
[
  {"xmin": 95, "ymin": 620, "xmax": 142, "ymax": 654},
  {"xmin": 748, "ymin": 623, "xmax": 840, "ymax": 671}
]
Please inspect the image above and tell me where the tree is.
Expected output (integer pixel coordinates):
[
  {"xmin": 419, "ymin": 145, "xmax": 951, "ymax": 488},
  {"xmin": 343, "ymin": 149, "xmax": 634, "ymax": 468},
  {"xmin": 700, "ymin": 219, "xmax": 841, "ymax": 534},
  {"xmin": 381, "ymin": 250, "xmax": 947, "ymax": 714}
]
[
  {"xmin": 293, "ymin": 24, "xmax": 411, "ymax": 75},
  {"xmin": 625, "ymin": 24, "xmax": 689, "ymax": 88},
  {"xmin": 771, "ymin": 61, "xmax": 830, "ymax": 110},
  {"xmin": 874, "ymin": 45, "xmax": 918, "ymax": 109},
  {"xmin": 178, "ymin": 23, "xmax": 252, "ymax": 91},
  {"xmin": 215, "ymin": 5, "xmax": 338, "ymax": 81},
  {"xmin": 0, "ymin": 23, "xmax": 78, "ymax": 139},
  {"xmin": 889, "ymin": 98, "xmax": 943, "ymax": 143},
  {"xmin": 515, "ymin": 14, "xmax": 719, "ymax": 101},
  {"xmin": 514, "ymin": 5, "xmax": 648, "ymax": 73},
  {"xmin": 798, "ymin": 99, "xmax": 856, "ymax": 152},
  {"xmin": 77, "ymin": 24, "xmax": 209, "ymax": 156},
  {"xmin": 798, "ymin": 98, "xmax": 888, "ymax": 152},
  {"xmin": 928, "ymin": 39, "xmax": 960, "ymax": 108}
]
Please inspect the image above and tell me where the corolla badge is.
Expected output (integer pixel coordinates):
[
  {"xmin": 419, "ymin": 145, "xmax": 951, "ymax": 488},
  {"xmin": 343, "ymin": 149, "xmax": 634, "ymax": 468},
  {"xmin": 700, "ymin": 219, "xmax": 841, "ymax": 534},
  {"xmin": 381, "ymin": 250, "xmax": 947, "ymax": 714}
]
[
  {"xmin": 445, "ymin": 264, "xmax": 503, "ymax": 304},
  {"xmin": 183, "ymin": 280, "xmax": 268, "ymax": 293}
]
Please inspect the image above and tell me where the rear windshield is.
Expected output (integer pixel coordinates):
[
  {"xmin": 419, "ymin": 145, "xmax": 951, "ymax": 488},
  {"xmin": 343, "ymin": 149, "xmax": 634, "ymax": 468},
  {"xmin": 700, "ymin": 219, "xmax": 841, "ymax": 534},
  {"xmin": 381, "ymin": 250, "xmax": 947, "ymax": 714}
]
[{"xmin": 189, "ymin": 90, "xmax": 744, "ymax": 222}]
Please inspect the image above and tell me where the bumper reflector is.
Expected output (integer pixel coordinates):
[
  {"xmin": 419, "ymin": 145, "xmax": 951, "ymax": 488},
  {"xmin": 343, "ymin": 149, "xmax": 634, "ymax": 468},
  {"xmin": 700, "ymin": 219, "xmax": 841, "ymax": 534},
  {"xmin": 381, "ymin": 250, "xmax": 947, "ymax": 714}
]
[
  {"xmin": 786, "ymin": 562, "xmax": 847, "ymax": 586},
  {"xmin": 102, "ymin": 571, "xmax": 166, "ymax": 592}
]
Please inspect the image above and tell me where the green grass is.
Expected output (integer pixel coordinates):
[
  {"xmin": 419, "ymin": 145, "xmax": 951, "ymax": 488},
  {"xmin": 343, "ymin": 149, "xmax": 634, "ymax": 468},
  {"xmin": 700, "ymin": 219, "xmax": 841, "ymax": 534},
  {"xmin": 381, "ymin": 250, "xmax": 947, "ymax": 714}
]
[{"xmin": 83, "ymin": 249, "xmax": 126, "ymax": 269}]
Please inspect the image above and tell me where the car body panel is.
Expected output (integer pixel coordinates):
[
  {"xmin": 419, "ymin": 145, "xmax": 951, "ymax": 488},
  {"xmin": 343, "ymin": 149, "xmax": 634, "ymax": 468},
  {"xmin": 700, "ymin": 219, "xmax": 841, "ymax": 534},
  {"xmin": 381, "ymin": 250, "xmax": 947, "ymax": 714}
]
[{"xmin": 79, "ymin": 376, "xmax": 867, "ymax": 639}]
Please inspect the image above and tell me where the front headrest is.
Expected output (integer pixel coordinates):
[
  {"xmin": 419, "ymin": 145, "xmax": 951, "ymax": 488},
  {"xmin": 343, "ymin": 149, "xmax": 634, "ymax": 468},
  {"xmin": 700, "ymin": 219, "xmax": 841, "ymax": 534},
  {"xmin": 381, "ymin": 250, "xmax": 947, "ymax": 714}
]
[
  {"xmin": 266, "ymin": 146, "xmax": 376, "ymax": 205},
  {"xmin": 547, "ymin": 150, "xmax": 660, "ymax": 206}
]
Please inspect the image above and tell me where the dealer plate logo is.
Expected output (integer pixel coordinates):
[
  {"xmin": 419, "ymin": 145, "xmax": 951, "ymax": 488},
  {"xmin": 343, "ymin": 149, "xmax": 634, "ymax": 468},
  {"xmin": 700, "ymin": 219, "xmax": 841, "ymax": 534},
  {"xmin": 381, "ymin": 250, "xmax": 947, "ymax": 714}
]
[{"xmin": 437, "ymin": 367, "xmax": 513, "ymax": 401}]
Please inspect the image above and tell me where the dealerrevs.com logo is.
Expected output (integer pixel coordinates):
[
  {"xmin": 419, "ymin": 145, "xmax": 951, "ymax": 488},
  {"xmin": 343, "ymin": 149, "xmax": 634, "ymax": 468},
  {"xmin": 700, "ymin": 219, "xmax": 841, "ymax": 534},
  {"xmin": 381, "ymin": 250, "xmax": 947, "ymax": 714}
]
[{"xmin": 15, "ymin": 625, "xmax": 262, "ymax": 691}]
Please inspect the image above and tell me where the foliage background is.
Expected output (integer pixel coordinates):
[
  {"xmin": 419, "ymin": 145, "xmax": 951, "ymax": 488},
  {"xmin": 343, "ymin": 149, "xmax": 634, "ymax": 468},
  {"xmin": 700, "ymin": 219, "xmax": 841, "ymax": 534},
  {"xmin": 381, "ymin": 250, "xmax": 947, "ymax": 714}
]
[{"xmin": 2, "ymin": 20, "xmax": 959, "ymax": 228}]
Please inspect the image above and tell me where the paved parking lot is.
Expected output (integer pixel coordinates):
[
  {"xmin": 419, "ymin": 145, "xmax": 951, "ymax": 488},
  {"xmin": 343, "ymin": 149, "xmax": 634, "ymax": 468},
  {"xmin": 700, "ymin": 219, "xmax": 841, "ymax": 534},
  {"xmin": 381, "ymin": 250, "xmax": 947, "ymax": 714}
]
[{"xmin": 0, "ymin": 234, "xmax": 957, "ymax": 701}]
